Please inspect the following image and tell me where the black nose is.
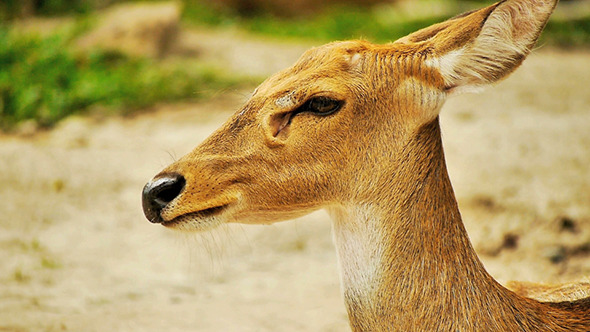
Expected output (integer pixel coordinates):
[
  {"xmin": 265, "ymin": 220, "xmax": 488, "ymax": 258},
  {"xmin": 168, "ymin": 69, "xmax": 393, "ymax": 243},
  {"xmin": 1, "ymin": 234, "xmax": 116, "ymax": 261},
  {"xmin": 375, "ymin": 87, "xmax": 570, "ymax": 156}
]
[{"xmin": 142, "ymin": 174, "xmax": 186, "ymax": 224}]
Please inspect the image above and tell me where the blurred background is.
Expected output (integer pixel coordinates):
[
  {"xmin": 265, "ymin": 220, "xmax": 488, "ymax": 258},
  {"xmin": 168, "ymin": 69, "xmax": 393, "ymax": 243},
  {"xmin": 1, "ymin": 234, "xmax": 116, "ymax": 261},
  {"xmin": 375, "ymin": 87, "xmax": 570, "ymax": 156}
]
[
  {"xmin": 1, "ymin": 1, "xmax": 590, "ymax": 331},
  {"xmin": 1, "ymin": 0, "xmax": 589, "ymax": 129}
]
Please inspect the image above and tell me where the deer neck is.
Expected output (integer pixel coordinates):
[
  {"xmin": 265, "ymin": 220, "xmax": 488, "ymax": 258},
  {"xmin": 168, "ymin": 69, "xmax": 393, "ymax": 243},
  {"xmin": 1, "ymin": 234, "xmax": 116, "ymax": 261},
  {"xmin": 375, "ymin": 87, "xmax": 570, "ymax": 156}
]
[{"xmin": 329, "ymin": 119, "xmax": 544, "ymax": 331}]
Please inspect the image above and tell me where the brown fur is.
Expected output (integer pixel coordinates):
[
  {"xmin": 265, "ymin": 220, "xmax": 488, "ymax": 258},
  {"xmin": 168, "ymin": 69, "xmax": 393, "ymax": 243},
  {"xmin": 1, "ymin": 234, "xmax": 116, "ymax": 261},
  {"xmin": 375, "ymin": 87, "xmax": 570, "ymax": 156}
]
[
  {"xmin": 507, "ymin": 280, "xmax": 590, "ymax": 302},
  {"xmin": 145, "ymin": 0, "xmax": 589, "ymax": 330}
]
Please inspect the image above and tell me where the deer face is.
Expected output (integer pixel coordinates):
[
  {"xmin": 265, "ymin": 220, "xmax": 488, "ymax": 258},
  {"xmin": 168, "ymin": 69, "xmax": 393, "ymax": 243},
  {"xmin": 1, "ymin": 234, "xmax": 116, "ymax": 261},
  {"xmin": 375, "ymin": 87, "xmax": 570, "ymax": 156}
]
[
  {"xmin": 143, "ymin": 0, "xmax": 556, "ymax": 232},
  {"xmin": 142, "ymin": 40, "xmax": 446, "ymax": 231}
]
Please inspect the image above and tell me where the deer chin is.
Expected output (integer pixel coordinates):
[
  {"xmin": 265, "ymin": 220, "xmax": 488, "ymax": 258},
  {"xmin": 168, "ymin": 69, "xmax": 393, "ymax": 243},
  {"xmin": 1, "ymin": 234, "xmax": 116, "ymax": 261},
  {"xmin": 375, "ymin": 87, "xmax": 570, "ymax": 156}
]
[{"xmin": 161, "ymin": 203, "xmax": 232, "ymax": 232}]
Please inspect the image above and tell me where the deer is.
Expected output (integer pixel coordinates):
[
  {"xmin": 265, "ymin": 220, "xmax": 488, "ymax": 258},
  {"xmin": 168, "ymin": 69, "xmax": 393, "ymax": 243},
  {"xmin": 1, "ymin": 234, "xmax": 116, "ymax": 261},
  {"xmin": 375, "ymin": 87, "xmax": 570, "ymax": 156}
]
[{"xmin": 142, "ymin": 0, "xmax": 590, "ymax": 330}]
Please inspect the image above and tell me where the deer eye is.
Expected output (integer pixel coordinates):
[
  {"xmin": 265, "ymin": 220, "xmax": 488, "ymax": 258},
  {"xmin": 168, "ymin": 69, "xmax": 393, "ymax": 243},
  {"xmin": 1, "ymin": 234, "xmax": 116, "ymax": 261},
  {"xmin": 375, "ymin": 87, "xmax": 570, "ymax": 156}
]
[{"xmin": 302, "ymin": 96, "xmax": 344, "ymax": 116}]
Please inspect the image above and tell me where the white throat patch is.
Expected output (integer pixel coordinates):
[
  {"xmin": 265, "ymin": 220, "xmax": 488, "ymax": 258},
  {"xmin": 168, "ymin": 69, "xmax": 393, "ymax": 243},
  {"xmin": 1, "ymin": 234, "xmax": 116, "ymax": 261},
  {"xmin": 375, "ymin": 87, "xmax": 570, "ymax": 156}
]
[{"xmin": 329, "ymin": 204, "xmax": 384, "ymax": 304}]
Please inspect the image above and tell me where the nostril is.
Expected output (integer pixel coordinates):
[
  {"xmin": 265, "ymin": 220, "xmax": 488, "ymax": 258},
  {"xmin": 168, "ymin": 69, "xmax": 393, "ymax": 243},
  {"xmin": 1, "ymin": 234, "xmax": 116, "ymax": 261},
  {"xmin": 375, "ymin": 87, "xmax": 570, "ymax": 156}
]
[
  {"xmin": 153, "ymin": 179, "xmax": 185, "ymax": 208},
  {"xmin": 142, "ymin": 174, "xmax": 186, "ymax": 224}
]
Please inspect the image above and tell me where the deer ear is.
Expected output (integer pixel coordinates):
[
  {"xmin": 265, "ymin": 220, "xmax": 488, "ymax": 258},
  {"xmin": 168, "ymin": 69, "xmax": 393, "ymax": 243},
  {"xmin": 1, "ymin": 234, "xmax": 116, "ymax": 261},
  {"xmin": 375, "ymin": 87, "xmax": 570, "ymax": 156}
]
[{"xmin": 396, "ymin": 0, "xmax": 557, "ymax": 94}]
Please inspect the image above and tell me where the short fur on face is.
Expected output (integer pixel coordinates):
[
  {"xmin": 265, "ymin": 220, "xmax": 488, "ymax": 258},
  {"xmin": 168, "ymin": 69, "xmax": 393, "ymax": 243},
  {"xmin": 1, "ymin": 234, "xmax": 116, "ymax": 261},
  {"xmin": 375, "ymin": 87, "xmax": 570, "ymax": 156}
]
[{"xmin": 146, "ymin": 0, "xmax": 590, "ymax": 330}]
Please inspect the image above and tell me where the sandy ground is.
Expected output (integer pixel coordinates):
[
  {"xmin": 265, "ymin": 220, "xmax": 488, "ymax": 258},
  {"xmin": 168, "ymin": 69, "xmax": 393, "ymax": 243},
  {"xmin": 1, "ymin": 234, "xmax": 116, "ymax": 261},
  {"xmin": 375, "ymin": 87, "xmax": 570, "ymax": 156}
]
[{"xmin": 0, "ymin": 31, "xmax": 589, "ymax": 331}]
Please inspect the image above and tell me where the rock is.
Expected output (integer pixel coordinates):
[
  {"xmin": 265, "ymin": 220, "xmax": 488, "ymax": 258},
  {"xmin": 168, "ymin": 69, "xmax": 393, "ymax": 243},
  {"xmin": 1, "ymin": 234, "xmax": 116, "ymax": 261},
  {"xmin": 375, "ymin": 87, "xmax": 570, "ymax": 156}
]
[
  {"xmin": 75, "ymin": 1, "xmax": 181, "ymax": 58},
  {"xmin": 543, "ymin": 245, "xmax": 567, "ymax": 264},
  {"xmin": 556, "ymin": 215, "xmax": 578, "ymax": 233}
]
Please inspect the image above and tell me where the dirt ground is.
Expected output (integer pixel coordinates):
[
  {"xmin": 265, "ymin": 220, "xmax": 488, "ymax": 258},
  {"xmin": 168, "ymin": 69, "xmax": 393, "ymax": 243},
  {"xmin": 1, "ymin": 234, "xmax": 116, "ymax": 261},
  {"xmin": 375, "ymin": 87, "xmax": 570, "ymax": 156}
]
[{"xmin": 1, "ymin": 31, "xmax": 589, "ymax": 331}]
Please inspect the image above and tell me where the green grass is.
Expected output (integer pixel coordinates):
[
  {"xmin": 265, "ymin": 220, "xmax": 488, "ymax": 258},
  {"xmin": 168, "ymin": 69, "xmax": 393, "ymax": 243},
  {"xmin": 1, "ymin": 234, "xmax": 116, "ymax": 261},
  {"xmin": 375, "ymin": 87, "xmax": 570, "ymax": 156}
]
[
  {"xmin": 0, "ymin": 0, "xmax": 92, "ymax": 20},
  {"xmin": 241, "ymin": 8, "xmax": 448, "ymax": 42},
  {"xmin": 182, "ymin": 2, "xmax": 453, "ymax": 43},
  {"xmin": 543, "ymin": 15, "xmax": 590, "ymax": 48},
  {"xmin": 182, "ymin": 0, "xmax": 590, "ymax": 46},
  {"xmin": 0, "ymin": 26, "xmax": 251, "ymax": 129}
]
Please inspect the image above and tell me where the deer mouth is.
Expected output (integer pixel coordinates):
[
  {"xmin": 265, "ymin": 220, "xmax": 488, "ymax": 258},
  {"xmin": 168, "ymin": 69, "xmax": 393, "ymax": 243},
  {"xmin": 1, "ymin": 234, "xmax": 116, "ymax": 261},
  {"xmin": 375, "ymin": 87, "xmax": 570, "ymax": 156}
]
[{"xmin": 161, "ymin": 203, "xmax": 231, "ymax": 230}]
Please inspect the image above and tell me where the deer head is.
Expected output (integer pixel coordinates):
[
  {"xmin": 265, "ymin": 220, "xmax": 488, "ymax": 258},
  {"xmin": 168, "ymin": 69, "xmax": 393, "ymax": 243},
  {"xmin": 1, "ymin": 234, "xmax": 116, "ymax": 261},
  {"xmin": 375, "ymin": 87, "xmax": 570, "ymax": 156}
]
[{"xmin": 142, "ymin": 0, "xmax": 557, "ymax": 233}]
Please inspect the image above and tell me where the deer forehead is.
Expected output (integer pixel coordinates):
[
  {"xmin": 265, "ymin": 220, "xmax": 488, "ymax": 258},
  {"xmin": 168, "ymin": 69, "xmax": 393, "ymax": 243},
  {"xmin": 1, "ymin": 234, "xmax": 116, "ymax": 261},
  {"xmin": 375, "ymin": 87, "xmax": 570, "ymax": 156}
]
[
  {"xmin": 254, "ymin": 42, "xmax": 451, "ymax": 116},
  {"xmin": 259, "ymin": 41, "xmax": 369, "ymax": 90}
]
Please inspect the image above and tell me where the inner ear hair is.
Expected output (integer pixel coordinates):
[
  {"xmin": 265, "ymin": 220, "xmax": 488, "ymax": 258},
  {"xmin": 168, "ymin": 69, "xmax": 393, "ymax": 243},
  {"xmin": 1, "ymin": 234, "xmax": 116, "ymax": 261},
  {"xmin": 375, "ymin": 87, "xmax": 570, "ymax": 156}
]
[{"xmin": 397, "ymin": 0, "xmax": 557, "ymax": 91}]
